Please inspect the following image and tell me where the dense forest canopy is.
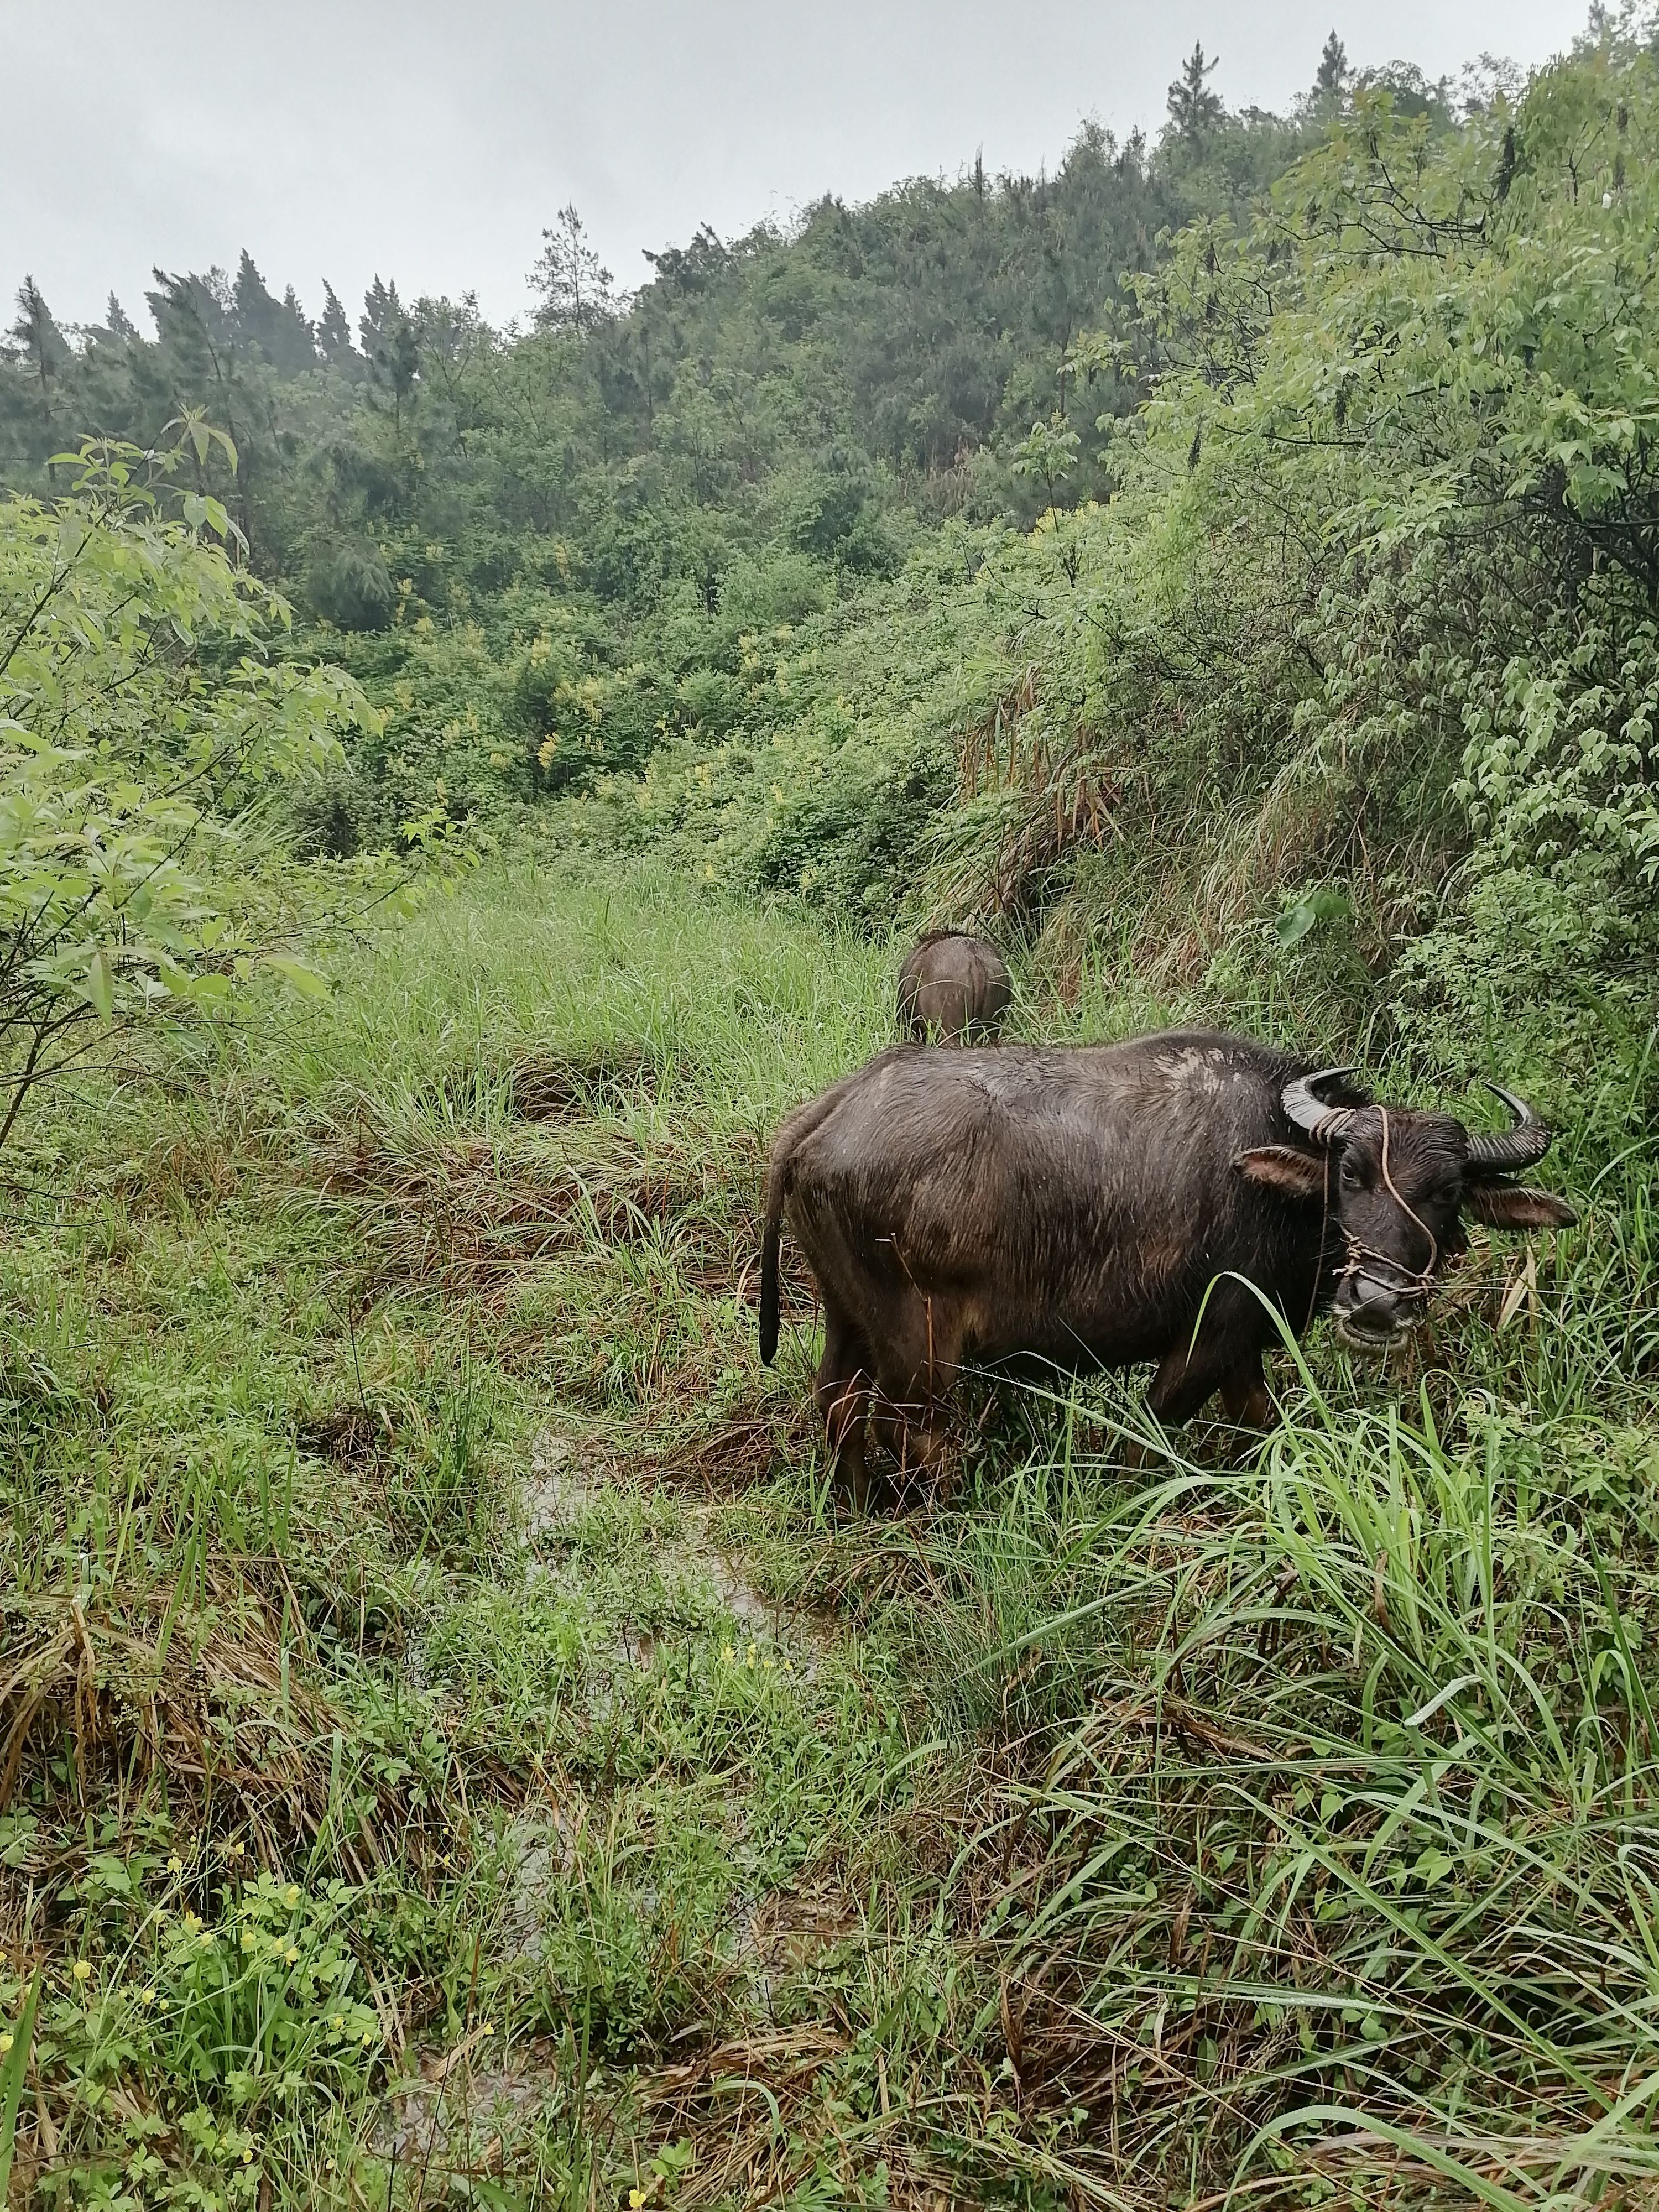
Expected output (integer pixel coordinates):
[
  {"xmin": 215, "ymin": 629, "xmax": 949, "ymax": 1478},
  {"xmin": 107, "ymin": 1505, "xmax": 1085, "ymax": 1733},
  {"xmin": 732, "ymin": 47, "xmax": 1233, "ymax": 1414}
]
[{"xmin": 0, "ymin": 36, "xmax": 1428, "ymax": 830}]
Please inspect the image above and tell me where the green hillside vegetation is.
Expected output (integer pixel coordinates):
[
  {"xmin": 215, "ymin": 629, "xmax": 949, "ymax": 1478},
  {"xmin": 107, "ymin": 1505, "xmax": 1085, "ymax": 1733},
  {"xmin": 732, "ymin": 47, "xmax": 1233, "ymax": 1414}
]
[
  {"xmin": 0, "ymin": 41, "xmax": 1364, "ymax": 850},
  {"xmin": 3, "ymin": 19, "xmax": 1659, "ymax": 2210}
]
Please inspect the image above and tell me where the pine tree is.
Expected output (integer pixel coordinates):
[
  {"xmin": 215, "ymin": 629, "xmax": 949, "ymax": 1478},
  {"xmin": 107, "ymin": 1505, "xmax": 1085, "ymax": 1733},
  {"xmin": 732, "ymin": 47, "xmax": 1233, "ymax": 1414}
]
[
  {"xmin": 273, "ymin": 283, "xmax": 316, "ymax": 375},
  {"xmin": 104, "ymin": 293, "xmax": 138, "ymax": 342},
  {"xmin": 1167, "ymin": 44, "xmax": 1224, "ymax": 141},
  {"xmin": 359, "ymin": 277, "xmax": 419, "ymax": 428},
  {"xmin": 317, "ymin": 281, "xmax": 356, "ymax": 367},
  {"xmin": 530, "ymin": 205, "xmax": 616, "ymax": 334},
  {"xmin": 145, "ymin": 268, "xmax": 232, "ymax": 387},
  {"xmin": 1314, "ymin": 30, "xmax": 1349, "ymax": 105},
  {"xmin": 8, "ymin": 279, "xmax": 69, "ymax": 444},
  {"xmin": 232, "ymin": 249, "xmax": 279, "ymax": 354},
  {"xmin": 358, "ymin": 275, "xmax": 401, "ymax": 356}
]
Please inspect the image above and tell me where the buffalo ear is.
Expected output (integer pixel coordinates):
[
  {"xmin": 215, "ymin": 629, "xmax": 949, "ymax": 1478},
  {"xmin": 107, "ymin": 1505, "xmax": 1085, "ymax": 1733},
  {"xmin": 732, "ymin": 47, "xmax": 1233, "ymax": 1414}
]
[
  {"xmin": 1463, "ymin": 1180, "xmax": 1578, "ymax": 1231},
  {"xmin": 1234, "ymin": 1145, "xmax": 1328, "ymax": 1201}
]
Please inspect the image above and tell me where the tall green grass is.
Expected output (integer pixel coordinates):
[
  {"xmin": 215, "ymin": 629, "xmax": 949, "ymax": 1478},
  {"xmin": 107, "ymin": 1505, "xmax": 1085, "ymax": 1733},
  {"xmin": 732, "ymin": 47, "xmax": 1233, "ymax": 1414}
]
[{"xmin": 3, "ymin": 854, "xmax": 1654, "ymax": 2208}]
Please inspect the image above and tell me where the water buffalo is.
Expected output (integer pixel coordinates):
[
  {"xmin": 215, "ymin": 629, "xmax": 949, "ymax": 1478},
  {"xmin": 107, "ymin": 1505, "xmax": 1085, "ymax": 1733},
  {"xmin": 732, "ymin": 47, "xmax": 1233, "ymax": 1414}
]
[
  {"xmin": 896, "ymin": 931, "xmax": 1012, "ymax": 1045},
  {"xmin": 759, "ymin": 1031, "xmax": 1576, "ymax": 1507}
]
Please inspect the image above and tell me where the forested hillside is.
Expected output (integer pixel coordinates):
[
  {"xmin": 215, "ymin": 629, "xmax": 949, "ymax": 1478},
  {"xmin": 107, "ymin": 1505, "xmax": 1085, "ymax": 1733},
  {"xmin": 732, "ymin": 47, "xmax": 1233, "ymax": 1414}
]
[
  {"xmin": 10, "ymin": 27, "xmax": 1647, "ymax": 1081},
  {"xmin": 5, "ymin": 18, "xmax": 1659, "ymax": 2212},
  {"xmin": 1, "ymin": 39, "xmax": 1364, "ymax": 845}
]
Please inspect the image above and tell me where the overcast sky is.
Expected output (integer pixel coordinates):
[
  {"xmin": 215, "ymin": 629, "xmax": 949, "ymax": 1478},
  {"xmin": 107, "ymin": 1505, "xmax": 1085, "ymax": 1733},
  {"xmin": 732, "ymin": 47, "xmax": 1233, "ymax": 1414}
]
[{"xmin": 4, "ymin": 0, "xmax": 1588, "ymax": 336}]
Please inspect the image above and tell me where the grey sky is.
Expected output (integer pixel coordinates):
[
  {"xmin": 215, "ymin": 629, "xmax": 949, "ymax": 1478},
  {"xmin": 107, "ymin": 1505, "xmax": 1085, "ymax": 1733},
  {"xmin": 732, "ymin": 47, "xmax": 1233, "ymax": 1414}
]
[{"xmin": 5, "ymin": 0, "xmax": 1587, "ymax": 336}]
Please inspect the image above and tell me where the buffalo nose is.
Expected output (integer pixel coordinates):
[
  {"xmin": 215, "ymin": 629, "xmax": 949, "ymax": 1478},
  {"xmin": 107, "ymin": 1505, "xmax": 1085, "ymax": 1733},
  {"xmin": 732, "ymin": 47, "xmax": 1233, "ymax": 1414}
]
[{"xmin": 1337, "ymin": 1274, "xmax": 1407, "ymax": 1335}]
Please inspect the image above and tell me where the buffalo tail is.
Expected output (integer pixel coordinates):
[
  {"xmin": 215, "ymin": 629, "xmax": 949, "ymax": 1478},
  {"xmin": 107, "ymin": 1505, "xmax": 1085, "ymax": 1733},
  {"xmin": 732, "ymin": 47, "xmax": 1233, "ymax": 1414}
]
[{"xmin": 759, "ymin": 1180, "xmax": 784, "ymax": 1365}]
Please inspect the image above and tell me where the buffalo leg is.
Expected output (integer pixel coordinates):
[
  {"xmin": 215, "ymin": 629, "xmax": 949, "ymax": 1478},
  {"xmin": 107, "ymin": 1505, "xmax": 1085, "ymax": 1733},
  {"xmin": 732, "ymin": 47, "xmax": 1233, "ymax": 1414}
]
[
  {"xmin": 1219, "ymin": 1355, "xmax": 1274, "ymax": 1430},
  {"xmin": 870, "ymin": 1389, "xmax": 948, "ymax": 1495},
  {"xmin": 1148, "ymin": 1337, "xmax": 1277, "ymax": 1431},
  {"xmin": 817, "ymin": 1301, "xmax": 874, "ymax": 1513},
  {"xmin": 1146, "ymin": 1343, "xmax": 1224, "ymax": 1425},
  {"xmin": 873, "ymin": 1294, "xmax": 962, "ymax": 1497}
]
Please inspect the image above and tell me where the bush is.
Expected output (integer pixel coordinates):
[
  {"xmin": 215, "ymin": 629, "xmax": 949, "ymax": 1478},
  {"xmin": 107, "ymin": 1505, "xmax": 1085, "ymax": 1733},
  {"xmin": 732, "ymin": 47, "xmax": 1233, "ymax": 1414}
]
[
  {"xmin": 306, "ymin": 538, "xmax": 395, "ymax": 630},
  {"xmin": 0, "ymin": 437, "xmax": 382, "ymax": 1146}
]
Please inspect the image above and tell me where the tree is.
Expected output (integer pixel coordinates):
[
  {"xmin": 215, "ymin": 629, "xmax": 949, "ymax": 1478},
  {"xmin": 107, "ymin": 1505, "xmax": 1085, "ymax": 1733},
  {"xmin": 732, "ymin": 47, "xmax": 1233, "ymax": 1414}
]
[
  {"xmin": 531, "ymin": 204, "xmax": 617, "ymax": 333},
  {"xmin": 317, "ymin": 281, "xmax": 358, "ymax": 370},
  {"xmin": 8, "ymin": 279, "xmax": 69, "ymax": 446},
  {"xmin": 233, "ymin": 249, "xmax": 279, "ymax": 350},
  {"xmin": 145, "ymin": 267, "xmax": 234, "ymax": 389},
  {"xmin": 0, "ymin": 435, "xmax": 380, "ymax": 1146},
  {"xmin": 103, "ymin": 293, "xmax": 138, "ymax": 342},
  {"xmin": 360, "ymin": 276, "xmax": 420, "ymax": 429},
  {"xmin": 1167, "ymin": 44, "xmax": 1225, "ymax": 141},
  {"xmin": 229, "ymin": 250, "xmax": 315, "ymax": 375},
  {"xmin": 1313, "ymin": 30, "xmax": 1349, "ymax": 105}
]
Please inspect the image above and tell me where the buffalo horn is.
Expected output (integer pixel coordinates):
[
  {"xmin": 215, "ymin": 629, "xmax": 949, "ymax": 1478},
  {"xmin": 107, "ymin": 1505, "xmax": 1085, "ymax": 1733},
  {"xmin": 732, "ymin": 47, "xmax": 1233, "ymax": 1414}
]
[
  {"xmin": 1281, "ymin": 1066, "xmax": 1360, "ymax": 1144},
  {"xmin": 1465, "ymin": 1081, "xmax": 1552, "ymax": 1173}
]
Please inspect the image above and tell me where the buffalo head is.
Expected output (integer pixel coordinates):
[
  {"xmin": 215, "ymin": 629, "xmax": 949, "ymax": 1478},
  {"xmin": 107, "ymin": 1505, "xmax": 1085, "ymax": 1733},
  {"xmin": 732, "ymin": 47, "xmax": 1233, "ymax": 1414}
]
[{"xmin": 1235, "ymin": 1068, "xmax": 1578, "ymax": 1352}]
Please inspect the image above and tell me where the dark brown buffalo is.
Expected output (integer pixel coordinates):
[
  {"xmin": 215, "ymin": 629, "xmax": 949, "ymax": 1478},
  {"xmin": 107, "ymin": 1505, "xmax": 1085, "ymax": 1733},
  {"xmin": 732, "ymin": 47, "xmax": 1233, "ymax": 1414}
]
[
  {"xmin": 896, "ymin": 932, "xmax": 1012, "ymax": 1045},
  {"xmin": 759, "ymin": 1031, "xmax": 1576, "ymax": 1507}
]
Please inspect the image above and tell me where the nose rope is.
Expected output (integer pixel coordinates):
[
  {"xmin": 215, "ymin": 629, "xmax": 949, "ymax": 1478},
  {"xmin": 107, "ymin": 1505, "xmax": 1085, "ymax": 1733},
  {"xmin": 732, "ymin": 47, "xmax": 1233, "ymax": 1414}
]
[{"xmin": 1334, "ymin": 1106, "xmax": 1441, "ymax": 1313}]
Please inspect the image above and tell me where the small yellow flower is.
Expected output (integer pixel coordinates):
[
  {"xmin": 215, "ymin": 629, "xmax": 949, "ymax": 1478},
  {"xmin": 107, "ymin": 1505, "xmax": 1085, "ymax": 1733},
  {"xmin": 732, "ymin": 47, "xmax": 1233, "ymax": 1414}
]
[
  {"xmin": 182, "ymin": 1911, "xmax": 202, "ymax": 1933},
  {"xmin": 72, "ymin": 1960, "xmax": 92, "ymax": 1983},
  {"xmin": 745, "ymin": 1648, "xmax": 757, "ymax": 1669},
  {"xmin": 720, "ymin": 1643, "xmax": 735, "ymax": 1662},
  {"xmin": 166, "ymin": 1854, "xmax": 184, "ymax": 1875},
  {"xmin": 284, "ymin": 1947, "xmax": 298, "ymax": 1965},
  {"xmin": 241, "ymin": 1931, "xmax": 257, "ymax": 1952},
  {"xmin": 629, "ymin": 2192, "xmax": 646, "ymax": 2209},
  {"xmin": 283, "ymin": 1885, "xmax": 299, "ymax": 1907},
  {"xmin": 140, "ymin": 1988, "xmax": 156, "ymax": 2005},
  {"xmin": 480, "ymin": 2019, "xmax": 495, "ymax": 2035},
  {"xmin": 242, "ymin": 2147, "xmax": 254, "ymax": 2163},
  {"xmin": 223, "ymin": 1839, "xmax": 245, "ymax": 1861},
  {"xmin": 199, "ymin": 1932, "xmax": 215, "ymax": 1950},
  {"xmin": 0, "ymin": 2034, "xmax": 12, "ymax": 2056},
  {"xmin": 330, "ymin": 2013, "xmax": 345, "ymax": 2032}
]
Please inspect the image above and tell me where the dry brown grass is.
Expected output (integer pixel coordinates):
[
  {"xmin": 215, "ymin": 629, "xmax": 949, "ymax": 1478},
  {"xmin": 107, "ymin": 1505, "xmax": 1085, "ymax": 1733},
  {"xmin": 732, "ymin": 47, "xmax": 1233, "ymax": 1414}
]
[
  {"xmin": 311, "ymin": 1104, "xmax": 823, "ymax": 1332},
  {"xmin": 0, "ymin": 1574, "xmax": 469, "ymax": 1905},
  {"xmin": 626, "ymin": 1393, "xmax": 821, "ymax": 1496},
  {"xmin": 635, "ymin": 2025, "xmax": 970, "ymax": 2210},
  {"xmin": 505, "ymin": 1043, "xmax": 661, "ymax": 1121}
]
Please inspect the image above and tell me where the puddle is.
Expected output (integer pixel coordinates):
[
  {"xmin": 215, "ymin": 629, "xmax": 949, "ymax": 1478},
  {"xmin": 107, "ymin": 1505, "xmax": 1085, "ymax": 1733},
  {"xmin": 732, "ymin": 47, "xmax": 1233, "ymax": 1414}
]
[
  {"xmin": 499, "ymin": 1808, "xmax": 581, "ymax": 1964},
  {"xmin": 524, "ymin": 1428, "xmax": 807, "ymax": 1654},
  {"xmin": 376, "ymin": 2037, "xmax": 561, "ymax": 2166},
  {"xmin": 381, "ymin": 1410, "xmax": 856, "ymax": 2120},
  {"xmin": 524, "ymin": 1427, "xmax": 599, "ymax": 1532},
  {"xmin": 728, "ymin": 1887, "xmax": 858, "ymax": 2017},
  {"xmin": 704, "ymin": 1547, "xmax": 775, "ymax": 1634}
]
